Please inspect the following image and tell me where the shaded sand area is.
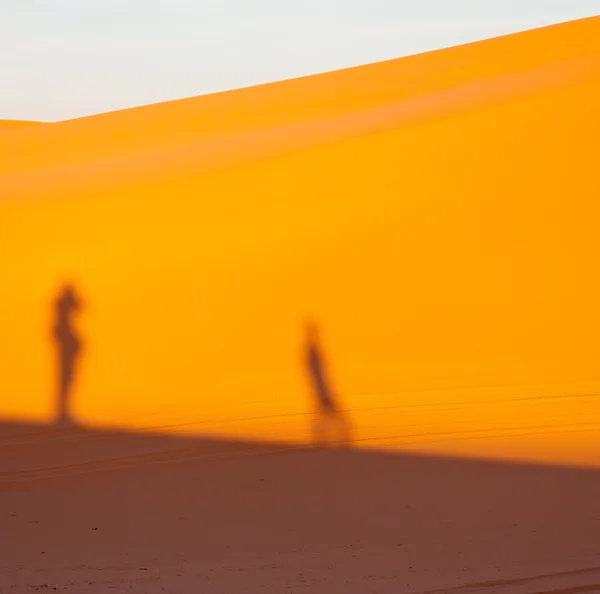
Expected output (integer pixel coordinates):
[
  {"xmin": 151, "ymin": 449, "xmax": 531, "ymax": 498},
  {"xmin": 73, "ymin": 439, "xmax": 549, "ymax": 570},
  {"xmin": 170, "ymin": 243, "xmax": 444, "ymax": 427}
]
[
  {"xmin": 1, "ymin": 422, "xmax": 599, "ymax": 593},
  {"xmin": 1, "ymin": 15, "xmax": 600, "ymax": 593}
]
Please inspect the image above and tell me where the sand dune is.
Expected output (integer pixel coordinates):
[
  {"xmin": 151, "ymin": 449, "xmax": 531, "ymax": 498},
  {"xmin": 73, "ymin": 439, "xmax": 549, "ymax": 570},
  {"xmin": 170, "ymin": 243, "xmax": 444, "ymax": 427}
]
[
  {"xmin": 2, "ymin": 15, "xmax": 600, "ymax": 593},
  {"xmin": 0, "ymin": 17, "xmax": 599, "ymax": 467},
  {"xmin": 1, "ymin": 17, "xmax": 599, "ymax": 186},
  {"xmin": 1, "ymin": 17, "xmax": 599, "ymax": 178}
]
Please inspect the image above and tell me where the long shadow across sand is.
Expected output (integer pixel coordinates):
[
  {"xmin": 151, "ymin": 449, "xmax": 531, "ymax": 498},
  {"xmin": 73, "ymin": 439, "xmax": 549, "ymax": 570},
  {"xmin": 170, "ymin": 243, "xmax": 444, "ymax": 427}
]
[{"xmin": 1, "ymin": 420, "xmax": 599, "ymax": 593}]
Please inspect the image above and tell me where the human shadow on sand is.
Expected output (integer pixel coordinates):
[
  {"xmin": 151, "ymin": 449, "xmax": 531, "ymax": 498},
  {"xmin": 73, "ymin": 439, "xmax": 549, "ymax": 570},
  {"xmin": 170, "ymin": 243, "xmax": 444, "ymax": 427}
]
[{"xmin": 51, "ymin": 283, "xmax": 84, "ymax": 427}]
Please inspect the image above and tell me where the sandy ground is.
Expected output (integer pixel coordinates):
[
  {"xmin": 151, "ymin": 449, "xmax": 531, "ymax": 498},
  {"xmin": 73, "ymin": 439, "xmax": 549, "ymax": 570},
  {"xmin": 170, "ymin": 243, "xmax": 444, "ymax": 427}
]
[{"xmin": 1, "ymin": 422, "xmax": 599, "ymax": 593}]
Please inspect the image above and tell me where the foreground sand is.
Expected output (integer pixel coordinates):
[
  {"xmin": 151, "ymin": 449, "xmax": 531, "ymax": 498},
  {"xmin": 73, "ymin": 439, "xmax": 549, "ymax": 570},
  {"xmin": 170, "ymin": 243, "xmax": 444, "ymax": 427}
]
[{"xmin": 1, "ymin": 422, "xmax": 599, "ymax": 593}]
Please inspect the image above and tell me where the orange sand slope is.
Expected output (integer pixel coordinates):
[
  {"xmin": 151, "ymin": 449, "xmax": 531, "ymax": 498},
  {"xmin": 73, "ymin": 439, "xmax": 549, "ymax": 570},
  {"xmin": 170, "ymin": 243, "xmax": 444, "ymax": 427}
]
[{"xmin": 1, "ymin": 17, "xmax": 600, "ymax": 468}]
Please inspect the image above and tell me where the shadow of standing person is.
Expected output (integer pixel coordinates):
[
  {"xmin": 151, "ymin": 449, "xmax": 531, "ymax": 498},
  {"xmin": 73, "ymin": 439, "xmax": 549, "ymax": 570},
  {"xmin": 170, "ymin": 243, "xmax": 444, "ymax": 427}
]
[
  {"xmin": 303, "ymin": 320, "xmax": 352, "ymax": 448},
  {"xmin": 53, "ymin": 283, "xmax": 84, "ymax": 426}
]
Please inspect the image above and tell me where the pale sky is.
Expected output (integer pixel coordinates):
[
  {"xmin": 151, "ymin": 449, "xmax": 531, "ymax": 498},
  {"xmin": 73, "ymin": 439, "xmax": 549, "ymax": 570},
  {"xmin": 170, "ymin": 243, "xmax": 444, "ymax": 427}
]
[{"xmin": 1, "ymin": 0, "xmax": 597, "ymax": 121}]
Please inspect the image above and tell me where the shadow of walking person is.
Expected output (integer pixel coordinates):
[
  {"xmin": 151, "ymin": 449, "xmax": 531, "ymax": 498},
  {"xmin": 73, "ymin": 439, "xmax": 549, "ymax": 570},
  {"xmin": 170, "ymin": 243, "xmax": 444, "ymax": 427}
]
[
  {"xmin": 52, "ymin": 283, "xmax": 84, "ymax": 427},
  {"xmin": 303, "ymin": 320, "xmax": 353, "ymax": 448}
]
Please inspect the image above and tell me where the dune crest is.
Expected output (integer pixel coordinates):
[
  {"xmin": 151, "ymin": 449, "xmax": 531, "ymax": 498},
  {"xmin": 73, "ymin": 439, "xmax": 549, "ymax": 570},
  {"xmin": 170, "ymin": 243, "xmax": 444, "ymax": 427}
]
[
  {"xmin": 0, "ymin": 119, "xmax": 44, "ymax": 131},
  {"xmin": 0, "ymin": 16, "xmax": 598, "ymax": 178}
]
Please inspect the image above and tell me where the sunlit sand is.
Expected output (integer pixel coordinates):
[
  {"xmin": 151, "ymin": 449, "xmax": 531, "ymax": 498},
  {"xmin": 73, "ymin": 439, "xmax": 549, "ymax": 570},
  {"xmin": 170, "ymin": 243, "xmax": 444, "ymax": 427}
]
[{"xmin": 1, "ymin": 17, "xmax": 600, "ymax": 469}]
